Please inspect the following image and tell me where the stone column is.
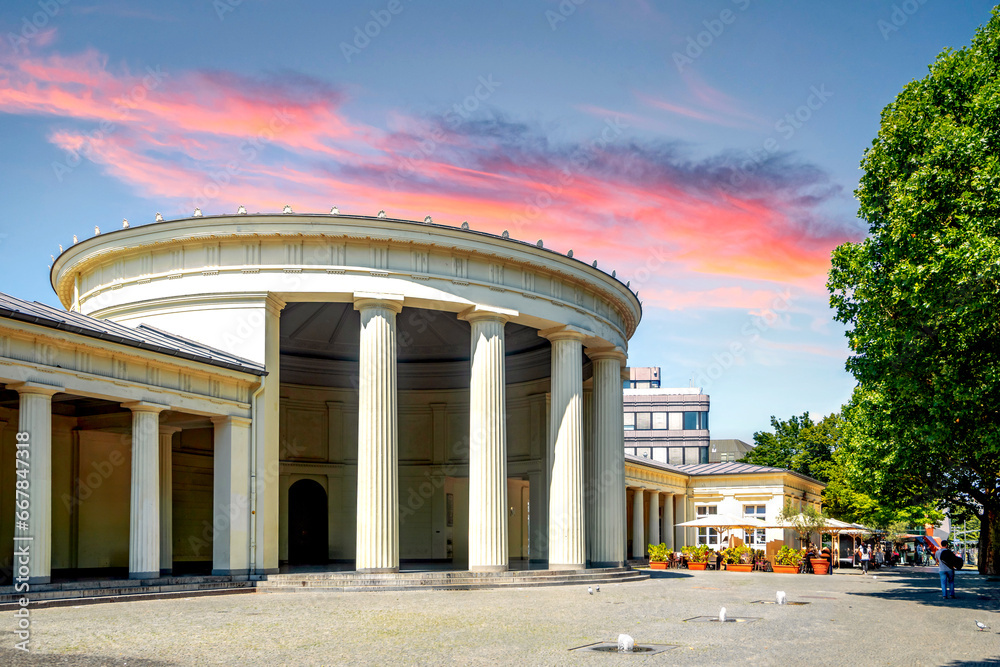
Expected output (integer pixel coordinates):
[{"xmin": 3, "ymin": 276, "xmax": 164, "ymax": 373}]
[
  {"xmin": 159, "ymin": 426, "xmax": 181, "ymax": 575},
  {"xmin": 212, "ymin": 416, "xmax": 252, "ymax": 576},
  {"xmin": 355, "ymin": 295, "xmax": 403, "ymax": 573},
  {"xmin": 12, "ymin": 383, "xmax": 60, "ymax": 584},
  {"xmin": 674, "ymin": 495, "xmax": 686, "ymax": 549},
  {"xmin": 586, "ymin": 348, "xmax": 626, "ymax": 567},
  {"xmin": 123, "ymin": 401, "xmax": 167, "ymax": 579},
  {"xmin": 461, "ymin": 307, "xmax": 510, "ymax": 572},
  {"xmin": 662, "ymin": 493, "xmax": 674, "ymax": 550},
  {"xmin": 631, "ymin": 487, "xmax": 645, "ymax": 560},
  {"xmin": 542, "ymin": 329, "xmax": 586, "ymax": 570},
  {"xmin": 648, "ymin": 490, "xmax": 660, "ymax": 547}
]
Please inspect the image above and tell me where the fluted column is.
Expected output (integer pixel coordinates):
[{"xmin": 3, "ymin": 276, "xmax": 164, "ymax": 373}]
[
  {"xmin": 632, "ymin": 487, "xmax": 645, "ymax": 560},
  {"xmin": 675, "ymin": 495, "xmax": 687, "ymax": 548},
  {"xmin": 462, "ymin": 307, "xmax": 510, "ymax": 572},
  {"xmin": 12, "ymin": 383, "xmax": 60, "ymax": 584},
  {"xmin": 159, "ymin": 426, "xmax": 180, "ymax": 574},
  {"xmin": 586, "ymin": 348, "xmax": 627, "ymax": 567},
  {"xmin": 542, "ymin": 328, "xmax": 586, "ymax": 570},
  {"xmin": 212, "ymin": 416, "xmax": 252, "ymax": 576},
  {"xmin": 648, "ymin": 490, "xmax": 660, "ymax": 547},
  {"xmin": 662, "ymin": 493, "xmax": 674, "ymax": 550},
  {"xmin": 123, "ymin": 401, "xmax": 167, "ymax": 579},
  {"xmin": 355, "ymin": 295, "xmax": 403, "ymax": 573}
]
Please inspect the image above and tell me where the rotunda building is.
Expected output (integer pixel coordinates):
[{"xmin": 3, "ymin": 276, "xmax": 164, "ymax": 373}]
[{"xmin": 48, "ymin": 211, "xmax": 641, "ymax": 576}]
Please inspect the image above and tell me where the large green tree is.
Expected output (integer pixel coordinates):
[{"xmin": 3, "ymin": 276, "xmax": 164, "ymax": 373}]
[
  {"xmin": 828, "ymin": 9, "xmax": 1000, "ymax": 574},
  {"xmin": 744, "ymin": 412, "xmax": 840, "ymax": 483}
]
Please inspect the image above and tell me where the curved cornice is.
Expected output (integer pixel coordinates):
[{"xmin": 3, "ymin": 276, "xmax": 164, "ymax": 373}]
[{"xmin": 50, "ymin": 213, "xmax": 642, "ymax": 340}]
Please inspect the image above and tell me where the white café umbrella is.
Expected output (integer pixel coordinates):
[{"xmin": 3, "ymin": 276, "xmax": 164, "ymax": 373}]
[{"xmin": 675, "ymin": 514, "xmax": 768, "ymax": 549}]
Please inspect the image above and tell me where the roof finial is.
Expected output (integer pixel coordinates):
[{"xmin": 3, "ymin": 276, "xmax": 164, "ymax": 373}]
[
  {"xmin": 282, "ymin": 204, "xmax": 293, "ymax": 214},
  {"xmin": 330, "ymin": 206, "xmax": 339, "ymax": 215},
  {"xmin": 122, "ymin": 218, "xmax": 129, "ymax": 229},
  {"xmin": 155, "ymin": 212, "xmax": 163, "ymax": 222},
  {"xmin": 193, "ymin": 208, "xmax": 202, "ymax": 217},
  {"xmin": 377, "ymin": 210, "xmax": 387, "ymax": 219},
  {"xmin": 237, "ymin": 205, "xmax": 247, "ymax": 215}
]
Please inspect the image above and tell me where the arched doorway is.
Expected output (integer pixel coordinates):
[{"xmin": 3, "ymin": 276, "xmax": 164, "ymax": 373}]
[{"xmin": 288, "ymin": 479, "xmax": 328, "ymax": 565}]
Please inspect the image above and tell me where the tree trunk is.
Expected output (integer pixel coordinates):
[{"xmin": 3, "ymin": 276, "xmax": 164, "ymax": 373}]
[{"xmin": 978, "ymin": 502, "xmax": 998, "ymax": 576}]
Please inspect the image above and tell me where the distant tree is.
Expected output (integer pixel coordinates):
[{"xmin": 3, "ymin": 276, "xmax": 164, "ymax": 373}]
[
  {"xmin": 745, "ymin": 412, "xmax": 841, "ymax": 483},
  {"xmin": 828, "ymin": 9, "xmax": 1000, "ymax": 574}
]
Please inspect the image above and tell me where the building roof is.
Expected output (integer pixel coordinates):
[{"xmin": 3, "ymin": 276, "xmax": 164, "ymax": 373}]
[
  {"xmin": 675, "ymin": 461, "xmax": 824, "ymax": 486},
  {"xmin": 710, "ymin": 439, "xmax": 754, "ymax": 453},
  {"xmin": 624, "ymin": 453, "xmax": 687, "ymax": 475},
  {"xmin": 0, "ymin": 292, "xmax": 266, "ymax": 376}
]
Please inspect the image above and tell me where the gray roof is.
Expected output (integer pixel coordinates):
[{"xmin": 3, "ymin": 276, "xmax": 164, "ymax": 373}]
[
  {"xmin": 710, "ymin": 439, "xmax": 754, "ymax": 453},
  {"xmin": 624, "ymin": 454, "xmax": 687, "ymax": 475},
  {"xmin": 0, "ymin": 292, "xmax": 266, "ymax": 376},
  {"xmin": 676, "ymin": 461, "xmax": 824, "ymax": 486}
]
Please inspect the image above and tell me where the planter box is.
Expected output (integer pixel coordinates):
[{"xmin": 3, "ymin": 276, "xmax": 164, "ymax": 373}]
[
  {"xmin": 772, "ymin": 564, "xmax": 800, "ymax": 574},
  {"xmin": 650, "ymin": 562, "xmax": 667, "ymax": 570},
  {"xmin": 725, "ymin": 563, "xmax": 753, "ymax": 572},
  {"xmin": 810, "ymin": 558, "xmax": 831, "ymax": 574},
  {"xmin": 687, "ymin": 562, "xmax": 708, "ymax": 571}
]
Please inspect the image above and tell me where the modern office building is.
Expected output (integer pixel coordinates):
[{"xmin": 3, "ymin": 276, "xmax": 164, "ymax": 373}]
[
  {"xmin": 623, "ymin": 367, "xmax": 709, "ymax": 465},
  {"xmin": 709, "ymin": 438, "xmax": 754, "ymax": 463}
]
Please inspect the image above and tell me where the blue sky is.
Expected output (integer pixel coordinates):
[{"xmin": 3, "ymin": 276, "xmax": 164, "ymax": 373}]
[{"xmin": 0, "ymin": 0, "xmax": 995, "ymax": 441}]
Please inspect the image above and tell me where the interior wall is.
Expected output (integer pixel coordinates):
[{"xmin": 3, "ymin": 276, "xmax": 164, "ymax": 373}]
[
  {"xmin": 279, "ymin": 379, "xmax": 546, "ymax": 565},
  {"xmin": 172, "ymin": 428, "xmax": 214, "ymax": 563}
]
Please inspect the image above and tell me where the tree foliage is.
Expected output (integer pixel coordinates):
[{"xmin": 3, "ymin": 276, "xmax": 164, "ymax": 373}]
[
  {"xmin": 827, "ymin": 9, "xmax": 1000, "ymax": 574},
  {"xmin": 744, "ymin": 412, "xmax": 839, "ymax": 483}
]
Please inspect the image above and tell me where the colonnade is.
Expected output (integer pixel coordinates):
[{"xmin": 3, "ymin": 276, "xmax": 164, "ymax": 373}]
[{"xmin": 629, "ymin": 489, "xmax": 688, "ymax": 559}]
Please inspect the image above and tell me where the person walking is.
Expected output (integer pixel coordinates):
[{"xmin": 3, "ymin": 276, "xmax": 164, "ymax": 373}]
[
  {"xmin": 936, "ymin": 539, "xmax": 957, "ymax": 599},
  {"xmin": 859, "ymin": 543, "xmax": 871, "ymax": 574}
]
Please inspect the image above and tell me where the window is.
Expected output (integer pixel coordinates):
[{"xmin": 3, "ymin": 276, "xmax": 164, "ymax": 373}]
[
  {"xmin": 668, "ymin": 447, "xmax": 683, "ymax": 465},
  {"xmin": 668, "ymin": 412, "xmax": 683, "ymax": 430},
  {"xmin": 622, "ymin": 379, "xmax": 630, "ymax": 389},
  {"xmin": 635, "ymin": 412, "xmax": 651, "ymax": 430},
  {"xmin": 743, "ymin": 505, "xmax": 766, "ymax": 546},
  {"xmin": 697, "ymin": 506, "xmax": 719, "ymax": 546},
  {"xmin": 684, "ymin": 447, "xmax": 701, "ymax": 464},
  {"xmin": 652, "ymin": 412, "xmax": 667, "ymax": 430},
  {"xmin": 683, "ymin": 411, "xmax": 698, "ymax": 430},
  {"xmin": 683, "ymin": 411, "xmax": 709, "ymax": 430},
  {"xmin": 624, "ymin": 413, "xmax": 635, "ymax": 431},
  {"xmin": 650, "ymin": 380, "xmax": 660, "ymax": 388}
]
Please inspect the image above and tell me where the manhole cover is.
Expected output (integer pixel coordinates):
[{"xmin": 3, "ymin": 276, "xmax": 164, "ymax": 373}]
[
  {"xmin": 684, "ymin": 616, "xmax": 760, "ymax": 623},
  {"xmin": 750, "ymin": 600, "xmax": 810, "ymax": 605},
  {"xmin": 570, "ymin": 642, "xmax": 677, "ymax": 655}
]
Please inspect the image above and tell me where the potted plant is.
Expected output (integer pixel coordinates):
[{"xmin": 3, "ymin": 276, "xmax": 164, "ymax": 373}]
[
  {"xmin": 685, "ymin": 544, "xmax": 712, "ymax": 570},
  {"xmin": 647, "ymin": 543, "xmax": 672, "ymax": 570},
  {"xmin": 773, "ymin": 546, "xmax": 803, "ymax": 574},
  {"xmin": 722, "ymin": 545, "xmax": 754, "ymax": 572}
]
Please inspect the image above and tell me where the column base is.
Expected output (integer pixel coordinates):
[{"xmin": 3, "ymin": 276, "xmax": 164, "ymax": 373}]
[
  {"xmin": 588, "ymin": 561, "xmax": 625, "ymax": 569},
  {"xmin": 160, "ymin": 568, "xmax": 173, "ymax": 576},
  {"xmin": 469, "ymin": 564, "xmax": 508, "ymax": 573},
  {"xmin": 356, "ymin": 567, "xmax": 399, "ymax": 574},
  {"xmin": 129, "ymin": 571, "xmax": 159, "ymax": 580},
  {"xmin": 548, "ymin": 563, "xmax": 585, "ymax": 571}
]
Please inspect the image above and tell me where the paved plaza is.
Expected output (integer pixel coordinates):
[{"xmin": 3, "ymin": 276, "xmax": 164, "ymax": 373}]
[{"xmin": 3, "ymin": 567, "xmax": 998, "ymax": 666}]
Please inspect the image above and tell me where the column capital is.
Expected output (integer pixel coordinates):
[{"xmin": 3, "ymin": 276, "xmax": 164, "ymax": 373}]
[
  {"xmin": 122, "ymin": 401, "xmax": 169, "ymax": 414},
  {"xmin": 9, "ymin": 382, "xmax": 62, "ymax": 397},
  {"xmin": 211, "ymin": 415, "xmax": 253, "ymax": 428},
  {"xmin": 585, "ymin": 346, "xmax": 627, "ymax": 365},
  {"xmin": 354, "ymin": 292, "xmax": 404, "ymax": 314},
  {"xmin": 538, "ymin": 325, "xmax": 589, "ymax": 343},
  {"xmin": 458, "ymin": 304, "xmax": 517, "ymax": 324},
  {"xmin": 159, "ymin": 425, "xmax": 183, "ymax": 436},
  {"xmin": 265, "ymin": 293, "xmax": 287, "ymax": 316}
]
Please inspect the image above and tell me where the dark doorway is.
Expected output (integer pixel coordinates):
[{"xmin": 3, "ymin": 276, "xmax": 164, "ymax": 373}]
[{"xmin": 288, "ymin": 479, "xmax": 329, "ymax": 565}]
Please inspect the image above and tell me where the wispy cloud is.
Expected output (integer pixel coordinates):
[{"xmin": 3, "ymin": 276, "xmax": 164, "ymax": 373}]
[{"xmin": 0, "ymin": 47, "xmax": 864, "ymax": 307}]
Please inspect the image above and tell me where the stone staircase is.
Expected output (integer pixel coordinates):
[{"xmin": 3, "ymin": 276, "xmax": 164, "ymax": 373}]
[
  {"xmin": 0, "ymin": 575, "xmax": 254, "ymax": 611},
  {"xmin": 256, "ymin": 567, "xmax": 648, "ymax": 593}
]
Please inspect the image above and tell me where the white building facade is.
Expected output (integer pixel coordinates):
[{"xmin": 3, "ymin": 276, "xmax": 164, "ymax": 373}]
[{"xmin": 0, "ymin": 211, "xmax": 642, "ymax": 581}]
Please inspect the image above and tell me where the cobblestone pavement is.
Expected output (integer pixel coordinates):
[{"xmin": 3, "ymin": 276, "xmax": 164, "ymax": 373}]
[{"xmin": 3, "ymin": 566, "xmax": 998, "ymax": 666}]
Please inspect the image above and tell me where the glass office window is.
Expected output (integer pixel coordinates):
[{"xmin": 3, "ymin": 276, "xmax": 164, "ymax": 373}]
[
  {"xmin": 652, "ymin": 412, "xmax": 667, "ymax": 430},
  {"xmin": 700, "ymin": 412, "xmax": 709, "ymax": 430},
  {"xmin": 683, "ymin": 411, "xmax": 698, "ymax": 430},
  {"xmin": 700, "ymin": 447, "xmax": 709, "ymax": 464},
  {"xmin": 635, "ymin": 412, "xmax": 651, "ymax": 430},
  {"xmin": 668, "ymin": 447, "xmax": 683, "ymax": 465},
  {"xmin": 684, "ymin": 447, "xmax": 700, "ymax": 464},
  {"xmin": 624, "ymin": 413, "xmax": 635, "ymax": 430},
  {"xmin": 668, "ymin": 412, "xmax": 683, "ymax": 430}
]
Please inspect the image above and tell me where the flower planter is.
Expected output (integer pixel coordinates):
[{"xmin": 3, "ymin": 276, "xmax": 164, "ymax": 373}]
[
  {"xmin": 725, "ymin": 563, "xmax": 753, "ymax": 572},
  {"xmin": 772, "ymin": 564, "xmax": 800, "ymax": 574},
  {"xmin": 650, "ymin": 562, "xmax": 667, "ymax": 570},
  {"xmin": 687, "ymin": 562, "xmax": 708, "ymax": 570},
  {"xmin": 810, "ymin": 558, "xmax": 831, "ymax": 575}
]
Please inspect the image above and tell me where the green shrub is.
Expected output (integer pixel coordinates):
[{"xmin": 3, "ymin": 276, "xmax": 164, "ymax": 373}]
[{"xmin": 647, "ymin": 543, "xmax": 672, "ymax": 562}]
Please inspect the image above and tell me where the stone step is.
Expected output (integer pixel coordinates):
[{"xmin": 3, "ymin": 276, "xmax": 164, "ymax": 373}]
[
  {"xmin": 0, "ymin": 585, "xmax": 255, "ymax": 611},
  {"xmin": 260, "ymin": 567, "xmax": 633, "ymax": 583},
  {"xmin": 257, "ymin": 573, "xmax": 649, "ymax": 592}
]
